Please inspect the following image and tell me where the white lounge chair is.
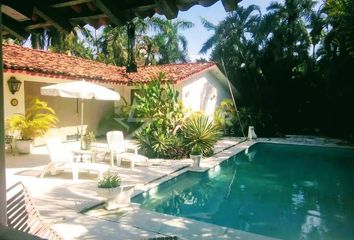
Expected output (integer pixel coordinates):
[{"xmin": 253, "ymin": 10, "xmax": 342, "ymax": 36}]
[
  {"xmin": 41, "ymin": 137, "xmax": 110, "ymax": 180},
  {"xmin": 106, "ymin": 131, "xmax": 148, "ymax": 169}
]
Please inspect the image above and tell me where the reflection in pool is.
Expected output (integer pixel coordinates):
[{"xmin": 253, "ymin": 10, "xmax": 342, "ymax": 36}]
[{"xmin": 133, "ymin": 143, "xmax": 354, "ymax": 239}]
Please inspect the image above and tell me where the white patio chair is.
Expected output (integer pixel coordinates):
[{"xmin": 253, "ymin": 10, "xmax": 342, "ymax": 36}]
[
  {"xmin": 106, "ymin": 131, "xmax": 148, "ymax": 169},
  {"xmin": 41, "ymin": 137, "xmax": 110, "ymax": 180}
]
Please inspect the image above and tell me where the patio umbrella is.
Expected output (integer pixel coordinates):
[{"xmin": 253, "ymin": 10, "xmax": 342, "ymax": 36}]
[{"xmin": 40, "ymin": 80, "xmax": 120, "ymax": 138}]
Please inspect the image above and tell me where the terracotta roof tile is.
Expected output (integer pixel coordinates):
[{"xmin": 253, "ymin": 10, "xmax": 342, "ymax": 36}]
[{"xmin": 3, "ymin": 44, "xmax": 217, "ymax": 85}]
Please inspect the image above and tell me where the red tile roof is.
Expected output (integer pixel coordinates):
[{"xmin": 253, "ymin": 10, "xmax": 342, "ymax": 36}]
[{"xmin": 3, "ymin": 44, "xmax": 217, "ymax": 85}]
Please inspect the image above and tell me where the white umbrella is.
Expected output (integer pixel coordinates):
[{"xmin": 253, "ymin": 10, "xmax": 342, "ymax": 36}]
[{"xmin": 40, "ymin": 80, "xmax": 120, "ymax": 138}]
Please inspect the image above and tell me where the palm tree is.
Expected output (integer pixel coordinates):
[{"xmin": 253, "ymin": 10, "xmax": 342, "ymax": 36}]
[
  {"xmin": 324, "ymin": 0, "xmax": 354, "ymax": 57},
  {"xmin": 26, "ymin": 27, "xmax": 94, "ymax": 59},
  {"xmin": 264, "ymin": 0, "xmax": 315, "ymax": 66},
  {"xmin": 48, "ymin": 28, "xmax": 94, "ymax": 59},
  {"xmin": 150, "ymin": 17, "xmax": 194, "ymax": 64},
  {"xmin": 136, "ymin": 35, "xmax": 159, "ymax": 65},
  {"xmin": 96, "ymin": 25, "xmax": 128, "ymax": 66},
  {"xmin": 308, "ymin": 7, "xmax": 326, "ymax": 60},
  {"xmin": 199, "ymin": 5, "xmax": 262, "ymax": 105},
  {"xmin": 199, "ymin": 5, "xmax": 261, "ymax": 55}
]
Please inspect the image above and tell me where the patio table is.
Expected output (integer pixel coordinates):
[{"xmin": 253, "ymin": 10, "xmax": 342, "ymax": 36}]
[{"xmin": 72, "ymin": 147, "xmax": 108, "ymax": 163}]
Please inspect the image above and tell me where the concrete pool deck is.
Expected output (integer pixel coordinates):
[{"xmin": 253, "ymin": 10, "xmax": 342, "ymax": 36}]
[
  {"xmin": 6, "ymin": 136, "xmax": 351, "ymax": 239},
  {"xmin": 6, "ymin": 137, "xmax": 259, "ymax": 239}
]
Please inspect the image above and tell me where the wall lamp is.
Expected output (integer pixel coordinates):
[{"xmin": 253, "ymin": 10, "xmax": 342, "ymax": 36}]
[{"xmin": 7, "ymin": 76, "xmax": 22, "ymax": 94}]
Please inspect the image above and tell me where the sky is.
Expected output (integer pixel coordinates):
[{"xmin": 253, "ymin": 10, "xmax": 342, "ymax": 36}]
[{"xmin": 178, "ymin": 0, "xmax": 271, "ymax": 61}]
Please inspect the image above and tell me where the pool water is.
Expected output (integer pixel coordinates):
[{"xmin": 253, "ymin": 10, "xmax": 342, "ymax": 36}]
[{"xmin": 133, "ymin": 143, "xmax": 354, "ymax": 240}]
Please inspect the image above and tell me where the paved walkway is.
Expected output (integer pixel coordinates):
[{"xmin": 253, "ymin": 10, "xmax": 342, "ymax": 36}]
[{"xmin": 6, "ymin": 137, "xmax": 274, "ymax": 239}]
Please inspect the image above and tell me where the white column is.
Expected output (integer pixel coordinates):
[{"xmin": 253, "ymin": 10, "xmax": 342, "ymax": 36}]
[{"xmin": 0, "ymin": 4, "xmax": 8, "ymax": 226}]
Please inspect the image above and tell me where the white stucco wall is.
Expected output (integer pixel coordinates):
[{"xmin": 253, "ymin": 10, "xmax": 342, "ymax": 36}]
[
  {"xmin": 3, "ymin": 68, "xmax": 231, "ymax": 144},
  {"xmin": 3, "ymin": 74, "xmax": 26, "ymax": 119},
  {"xmin": 178, "ymin": 71, "xmax": 230, "ymax": 116},
  {"xmin": 3, "ymin": 72, "xmax": 124, "ymax": 143}
]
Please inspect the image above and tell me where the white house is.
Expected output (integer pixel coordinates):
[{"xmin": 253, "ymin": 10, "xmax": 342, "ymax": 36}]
[{"xmin": 3, "ymin": 44, "xmax": 235, "ymax": 142}]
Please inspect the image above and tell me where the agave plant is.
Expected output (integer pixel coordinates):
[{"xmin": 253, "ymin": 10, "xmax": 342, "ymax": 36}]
[
  {"xmin": 183, "ymin": 114, "xmax": 221, "ymax": 156},
  {"xmin": 97, "ymin": 174, "xmax": 121, "ymax": 188},
  {"xmin": 6, "ymin": 98, "xmax": 58, "ymax": 140}
]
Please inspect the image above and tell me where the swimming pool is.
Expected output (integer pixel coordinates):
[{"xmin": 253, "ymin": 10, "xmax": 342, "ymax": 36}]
[{"xmin": 133, "ymin": 143, "xmax": 354, "ymax": 239}]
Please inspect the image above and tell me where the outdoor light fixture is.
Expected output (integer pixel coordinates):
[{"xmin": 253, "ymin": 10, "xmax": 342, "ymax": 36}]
[
  {"xmin": 126, "ymin": 21, "xmax": 137, "ymax": 73},
  {"xmin": 7, "ymin": 76, "xmax": 22, "ymax": 95}
]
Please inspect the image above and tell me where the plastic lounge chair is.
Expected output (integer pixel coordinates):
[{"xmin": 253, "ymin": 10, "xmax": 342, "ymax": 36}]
[
  {"xmin": 42, "ymin": 137, "xmax": 110, "ymax": 180},
  {"xmin": 6, "ymin": 182, "xmax": 63, "ymax": 240},
  {"xmin": 106, "ymin": 131, "xmax": 148, "ymax": 169}
]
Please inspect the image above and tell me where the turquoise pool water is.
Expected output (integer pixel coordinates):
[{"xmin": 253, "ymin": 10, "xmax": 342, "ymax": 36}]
[{"xmin": 133, "ymin": 143, "xmax": 354, "ymax": 239}]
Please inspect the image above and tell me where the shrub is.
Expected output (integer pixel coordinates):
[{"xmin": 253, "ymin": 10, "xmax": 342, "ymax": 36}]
[
  {"xmin": 183, "ymin": 114, "xmax": 221, "ymax": 156},
  {"xmin": 81, "ymin": 131, "xmax": 96, "ymax": 150},
  {"xmin": 97, "ymin": 174, "xmax": 121, "ymax": 188},
  {"xmin": 190, "ymin": 145, "xmax": 202, "ymax": 155},
  {"xmin": 235, "ymin": 107, "xmax": 277, "ymax": 137},
  {"xmin": 214, "ymin": 98, "xmax": 237, "ymax": 128},
  {"xmin": 6, "ymin": 98, "xmax": 58, "ymax": 140},
  {"xmin": 214, "ymin": 99, "xmax": 278, "ymax": 137},
  {"xmin": 134, "ymin": 73, "xmax": 185, "ymax": 158}
]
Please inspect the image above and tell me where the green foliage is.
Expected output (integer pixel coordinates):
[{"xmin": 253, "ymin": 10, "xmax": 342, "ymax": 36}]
[
  {"xmin": 6, "ymin": 98, "xmax": 58, "ymax": 140},
  {"xmin": 150, "ymin": 17, "xmax": 194, "ymax": 63},
  {"xmin": 97, "ymin": 174, "xmax": 121, "ymax": 188},
  {"xmin": 213, "ymin": 99, "xmax": 277, "ymax": 137},
  {"xmin": 134, "ymin": 73, "xmax": 186, "ymax": 158},
  {"xmin": 214, "ymin": 99, "xmax": 237, "ymax": 128},
  {"xmin": 199, "ymin": 0, "xmax": 354, "ymax": 139},
  {"xmin": 134, "ymin": 75, "xmax": 221, "ymax": 159},
  {"xmin": 135, "ymin": 72, "xmax": 184, "ymax": 132},
  {"xmin": 235, "ymin": 107, "xmax": 277, "ymax": 137},
  {"xmin": 81, "ymin": 131, "xmax": 96, "ymax": 150},
  {"xmin": 29, "ymin": 17, "xmax": 194, "ymax": 66},
  {"xmin": 325, "ymin": 0, "xmax": 354, "ymax": 57},
  {"xmin": 190, "ymin": 145, "xmax": 202, "ymax": 155},
  {"xmin": 183, "ymin": 114, "xmax": 221, "ymax": 157}
]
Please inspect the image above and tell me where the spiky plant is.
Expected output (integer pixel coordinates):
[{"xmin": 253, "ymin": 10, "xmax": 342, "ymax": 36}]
[
  {"xmin": 97, "ymin": 174, "xmax": 121, "ymax": 188},
  {"xmin": 6, "ymin": 98, "xmax": 58, "ymax": 140},
  {"xmin": 183, "ymin": 114, "xmax": 221, "ymax": 156}
]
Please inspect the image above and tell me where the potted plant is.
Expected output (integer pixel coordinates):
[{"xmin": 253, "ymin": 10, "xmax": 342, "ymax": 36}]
[
  {"xmin": 6, "ymin": 98, "xmax": 58, "ymax": 154},
  {"xmin": 96, "ymin": 174, "xmax": 135, "ymax": 210},
  {"xmin": 190, "ymin": 145, "xmax": 202, "ymax": 168},
  {"xmin": 81, "ymin": 131, "xmax": 96, "ymax": 150}
]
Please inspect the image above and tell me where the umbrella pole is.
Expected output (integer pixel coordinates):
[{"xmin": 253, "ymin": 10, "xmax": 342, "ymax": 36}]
[{"xmin": 80, "ymin": 98, "xmax": 84, "ymax": 149}]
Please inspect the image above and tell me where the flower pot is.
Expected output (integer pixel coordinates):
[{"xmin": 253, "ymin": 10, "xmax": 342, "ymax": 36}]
[
  {"xmin": 190, "ymin": 154, "xmax": 202, "ymax": 168},
  {"xmin": 15, "ymin": 140, "xmax": 33, "ymax": 154},
  {"xmin": 81, "ymin": 141, "xmax": 92, "ymax": 150},
  {"xmin": 96, "ymin": 185, "xmax": 135, "ymax": 210}
]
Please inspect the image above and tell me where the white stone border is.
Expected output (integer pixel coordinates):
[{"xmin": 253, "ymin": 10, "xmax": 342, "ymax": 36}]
[{"xmin": 128, "ymin": 137, "xmax": 354, "ymax": 240}]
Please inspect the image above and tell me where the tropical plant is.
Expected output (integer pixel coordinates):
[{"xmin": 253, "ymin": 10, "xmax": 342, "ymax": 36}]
[
  {"xmin": 183, "ymin": 114, "xmax": 221, "ymax": 156},
  {"xmin": 325, "ymin": 0, "xmax": 354, "ymax": 57},
  {"xmin": 134, "ymin": 73, "xmax": 186, "ymax": 158},
  {"xmin": 95, "ymin": 25, "xmax": 128, "ymax": 66},
  {"xmin": 190, "ymin": 145, "xmax": 202, "ymax": 155},
  {"xmin": 200, "ymin": 5, "xmax": 264, "ymax": 105},
  {"xmin": 97, "ymin": 174, "xmax": 121, "ymax": 188},
  {"xmin": 6, "ymin": 98, "xmax": 58, "ymax": 140},
  {"xmin": 134, "ymin": 72, "xmax": 184, "ymax": 132},
  {"xmin": 28, "ymin": 27, "xmax": 94, "ymax": 60},
  {"xmin": 48, "ymin": 29, "xmax": 94, "ymax": 59},
  {"xmin": 150, "ymin": 17, "xmax": 194, "ymax": 63},
  {"xmin": 214, "ymin": 98, "xmax": 237, "ymax": 128},
  {"xmin": 81, "ymin": 131, "xmax": 96, "ymax": 150}
]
